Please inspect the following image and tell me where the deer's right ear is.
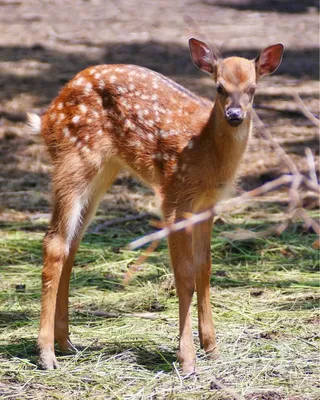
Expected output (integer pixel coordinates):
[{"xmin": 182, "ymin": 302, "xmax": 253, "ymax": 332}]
[{"xmin": 189, "ymin": 38, "xmax": 217, "ymax": 75}]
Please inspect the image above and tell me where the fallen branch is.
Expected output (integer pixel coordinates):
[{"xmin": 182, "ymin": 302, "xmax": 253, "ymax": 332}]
[{"xmin": 128, "ymin": 175, "xmax": 294, "ymax": 249}]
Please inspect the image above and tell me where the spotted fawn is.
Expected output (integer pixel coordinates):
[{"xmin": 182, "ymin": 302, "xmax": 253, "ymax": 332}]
[{"xmin": 27, "ymin": 38, "xmax": 284, "ymax": 373}]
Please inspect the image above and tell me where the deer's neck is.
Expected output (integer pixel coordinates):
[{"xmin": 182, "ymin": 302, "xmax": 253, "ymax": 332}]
[{"xmin": 198, "ymin": 102, "xmax": 252, "ymax": 181}]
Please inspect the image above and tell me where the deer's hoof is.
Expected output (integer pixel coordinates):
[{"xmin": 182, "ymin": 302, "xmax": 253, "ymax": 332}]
[
  {"xmin": 205, "ymin": 345, "xmax": 220, "ymax": 360},
  {"xmin": 39, "ymin": 348, "xmax": 59, "ymax": 370}
]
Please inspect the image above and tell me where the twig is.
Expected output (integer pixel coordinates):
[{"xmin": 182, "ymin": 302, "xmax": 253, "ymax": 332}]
[
  {"xmin": 128, "ymin": 175, "xmax": 293, "ymax": 249},
  {"xmin": 93, "ymin": 213, "xmax": 151, "ymax": 233},
  {"xmin": 253, "ymin": 110, "xmax": 299, "ymax": 175},
  {"xmin": 291, "ymin": 91, "xmax": 320, "ymax": 130},
  {"xmin": 305, "ymin": 147, "xmax": 318, "ymax": 185},
  {"xmin": 123, "ymin": 240, "xmax": 160, "ymax": 285},
  {"xmin": 255, "ymin": 104, "xmax": 317, "ymax": 119}
]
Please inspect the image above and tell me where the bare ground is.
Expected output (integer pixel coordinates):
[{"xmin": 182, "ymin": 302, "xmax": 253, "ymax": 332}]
[{"xmin": 0, "ymin": 0, "xmax": 319, "ymax": 220}]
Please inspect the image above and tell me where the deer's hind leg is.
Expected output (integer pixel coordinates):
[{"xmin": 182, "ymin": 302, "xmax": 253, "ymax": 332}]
[{"xmin": 38, "ymin": 157, "xmax": 120, "ymax": 369}]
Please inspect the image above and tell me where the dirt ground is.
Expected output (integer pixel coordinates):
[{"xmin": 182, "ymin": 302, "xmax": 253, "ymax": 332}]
[{"xmin": 0, "ymin": 0, "xmax": 319, "ymax": 218}]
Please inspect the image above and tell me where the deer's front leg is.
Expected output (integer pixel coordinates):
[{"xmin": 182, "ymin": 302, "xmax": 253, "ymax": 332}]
[
  {"xmin": 167, "ymin": 229, "xmax": 196, "ymax": 374},
  {"xmin": 193, "ymin": 217, "xmax": 219, "ymax": 358}
]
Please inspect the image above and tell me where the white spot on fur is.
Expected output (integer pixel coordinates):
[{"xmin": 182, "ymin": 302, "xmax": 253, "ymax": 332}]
[
  {"xmin": 110, "ymin": 75, "xmax": 117, "ymax": 83},
  {"xmin": 70, "ymin": 136, "xmax": 77, "ymax": 143},
  {"xmin": 63, "ymin": 127, "xmax": 70, "ymax": 137},
  {"xmin": 104, "ymin": 120, "xmax": 113, "ymax": 129},
  {"xmin": 124, "ymin": 119, "xmax": 135, "ymax": 130},
  {"xmin": 162, "ymin": 153, "xmax": 169, "ymax": 160},
  {"xmin": 129, "ymin": 84, "xmax": 135, "ymax": 91},
  {"xmin": 72, "ymin": 115, "xmax": 80, "ymax": 124},
  {"xmin": 118, "ymin": 86, "xmax": 127, "ymax": 94},
  {"xmin": 79, "ymin": 104, "xmax": 87, "ymax": 113},
  {"xmin": 84, "ymin": 82, "xmax": 93, "ymax": 95},
  {"xmin": 134, "ymin": 104, "xmax": 141, "ymax": 110},
  {"xmin": 74, "ymin": 77, "xmax": 84, "ymax": 86},
  {"xmin": 130, "ymin": 140, "xmax": 141, "ymax": 147},
  {"xmin": 121, "ymin": 100, "xmax": 131, "ymax": 110},
  {"xmin": 151, "ymin": 94, "xmax": 158, "ymax": 101},
  {"xmin": 146, "ymin": 120, "xmax": 154, "ymax": 127},
  {"xmin": 94, "ymin": 72, "xmax": 101, "ymax": 79},
  {"xmin": 50, "ymin": 113, "xmax": 56, "ymax": 121},
  {"xmin": 81, "ymin": 145, "xmax": 90, "ymax": 153},
  {"xmin": 58, "ymin": 113, "xmax": 65, "ymax": 121},
  {"xmin": 57, "ymin": 102, "xmax": 64, "ymax": 110},
  {"xmin": 97, "ymin": 129, "xmax": 103, "ymax": 135},
  {"xmin": 84, "ymin": 134, "xmax": 89, "ymax": 141}
]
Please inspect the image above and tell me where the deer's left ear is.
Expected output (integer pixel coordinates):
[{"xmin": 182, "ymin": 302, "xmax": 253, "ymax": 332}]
[
  {"xmin": 189, "ymin": 38, "xmax": 218, "ymax": 75},
  {"xmin": 255, "ymin": 43, "xmax": 284, "ymax": 79}
]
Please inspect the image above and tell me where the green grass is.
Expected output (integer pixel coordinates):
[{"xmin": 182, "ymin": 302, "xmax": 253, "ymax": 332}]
[{"xmin": 0, "ymin": 215, "xmax": 319, "ymax": 400}]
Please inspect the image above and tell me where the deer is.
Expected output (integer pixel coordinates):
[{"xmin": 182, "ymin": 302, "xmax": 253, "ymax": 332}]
[{"xmin": 27, "ymin": 38, "xmax": 284, "ymax": 374}]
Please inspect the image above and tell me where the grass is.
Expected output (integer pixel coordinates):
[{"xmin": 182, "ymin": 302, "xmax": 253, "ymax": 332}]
[{"xmin": 0, "ymin": 213, "xmax": 319, "ymax": 400}]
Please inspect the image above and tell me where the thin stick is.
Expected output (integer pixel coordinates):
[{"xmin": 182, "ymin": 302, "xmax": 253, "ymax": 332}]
[
  {"xmin": 291, "ymin": 91, "xmax": 320, "ymax": 129},
  {"xmin": 123, "ymin": 239, "xmax": 160, "ymax": 285},
  {"xmin": 129, "ymin": 175, "xmax": 294, "ymax": 249},
  {"xmin": 305, "ymin": 147, "xmax": 318, "ymax": 185},
  {"xmin": 93, "ymin": 213, "xmax": 150, "ymax": 233}
]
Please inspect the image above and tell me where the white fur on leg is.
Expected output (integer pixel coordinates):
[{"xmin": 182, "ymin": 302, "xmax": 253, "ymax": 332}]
[{"xmin": 66, "ymin": 198, "xmax": 84, "ymax": 248}]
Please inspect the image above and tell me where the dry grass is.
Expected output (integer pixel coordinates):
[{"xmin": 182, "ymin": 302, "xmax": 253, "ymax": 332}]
[{"xmin": 0, "ymin": 210, "xmax": 319, "ymax": 400}]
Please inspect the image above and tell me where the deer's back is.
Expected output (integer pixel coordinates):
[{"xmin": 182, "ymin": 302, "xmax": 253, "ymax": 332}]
[{"xmin": 41, "ymin": 64, "xmax": 212, "ymax": 187}]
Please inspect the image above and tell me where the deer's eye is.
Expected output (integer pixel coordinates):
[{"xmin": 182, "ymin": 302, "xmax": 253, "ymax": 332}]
[{"xmin": 216, "ymin": 85, "xmax": 225, "ymax": 95}]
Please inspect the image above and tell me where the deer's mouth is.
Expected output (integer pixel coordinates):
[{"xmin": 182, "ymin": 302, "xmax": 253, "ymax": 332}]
[{"xmin": 226, "ymin": 118, "xmax": 243, "ymax": 127}]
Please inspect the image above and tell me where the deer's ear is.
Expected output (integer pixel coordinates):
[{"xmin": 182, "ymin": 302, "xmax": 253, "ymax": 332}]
[
  {"xmin": 255, "ymin": 43, "xmax": 284, "ymax": 79},
  {"xmin": 189, "ymin": 38, "xmax": 218, "ymax": 75}
]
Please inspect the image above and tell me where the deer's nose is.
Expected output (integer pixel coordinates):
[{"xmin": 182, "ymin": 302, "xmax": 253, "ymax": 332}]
[
  {"xmin": 225, "ymin": 107, "xmax": 244, "ymax": 127},
  {"xmin": 225, "ymin": 107, "xmax": 243, "ymax": 120}
]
